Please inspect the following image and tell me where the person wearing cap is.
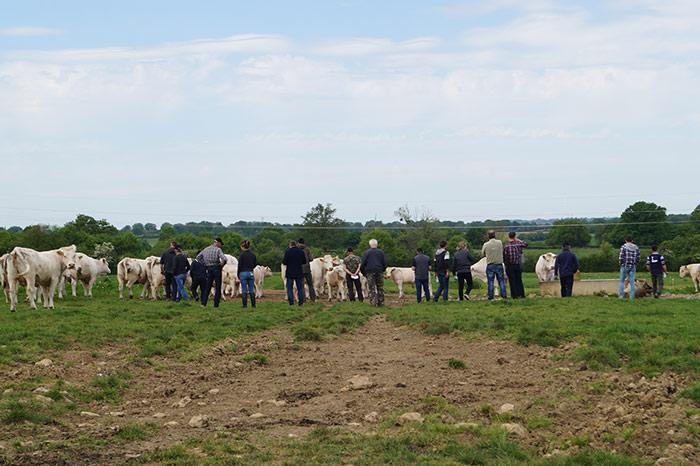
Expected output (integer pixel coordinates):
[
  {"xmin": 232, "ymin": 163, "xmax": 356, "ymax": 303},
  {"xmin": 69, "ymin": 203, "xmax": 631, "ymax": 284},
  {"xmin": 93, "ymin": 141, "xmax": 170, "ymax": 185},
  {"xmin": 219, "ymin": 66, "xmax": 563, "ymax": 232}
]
[
  {"xmin": 297, "ymin": 238, "xmax": 317, "ymax": 303},
  {"xmin": 343, "ymin": 247, "xmax": 363, "ymax": 302},
  {"xmin": 503, "ymin": 231, "xmax": 528, "ymax": 299},
  {"xmin": 481, "ymin": 230, "xmax": 507, "ymax": 301},
  {"xmin": 160, "ymin": 241, "xmax": 178, "ymax": 301},
  {"xmin": 412, "ymin": 247, "xmax": 431, "ymax": 303},
  {"xmin": 172, "ymin": 247, "xmax": 190, "ymax": 302},
  {"xmin": 283, "ymin": 240, "xmax": 307, "ymax": 306},
  {"xmin": 196, "ymin": 238, "xmax": 227, "ymax": 307},
  {"xmin": 554, "ymin": 243, "xmax": 579, "ymax": 297},
  {"xmin": 237, "ymin": 239, "xmax": 257, "ymax": 308}
]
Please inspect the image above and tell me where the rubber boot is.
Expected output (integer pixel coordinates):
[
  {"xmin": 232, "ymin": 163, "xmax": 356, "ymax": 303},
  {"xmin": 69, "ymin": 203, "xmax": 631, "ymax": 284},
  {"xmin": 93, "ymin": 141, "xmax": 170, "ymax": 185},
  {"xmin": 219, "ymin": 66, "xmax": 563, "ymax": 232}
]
[
  {"xmin": 242, "ymin": 293, "xmax": 248, "ymax": 308},
  {"xmin": 250, "ymin": 295, "xmax": 256, "ymax": 308}
]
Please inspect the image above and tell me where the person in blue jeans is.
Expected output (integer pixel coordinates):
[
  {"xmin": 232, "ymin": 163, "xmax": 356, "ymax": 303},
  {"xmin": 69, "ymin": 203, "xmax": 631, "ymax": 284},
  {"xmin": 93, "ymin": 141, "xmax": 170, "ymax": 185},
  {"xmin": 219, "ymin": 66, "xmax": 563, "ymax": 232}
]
[
  {"xmin": 282, "ymin": 240, "xmax": 307, "ymax": 306},
  {"xmin": 172, "ymin": 247, "xmax": 190, "ymax": 302},
  {"xmin": 433, "ymin": 240, "xmax": 451, "ymax": 302},
  {"xmin": 618, "ymin": 236, "xmax": 640, "ymax": 300},
  {"xmin": 412, "ymin": 248, "xmax": 431, "ymax": 303},
  {"xmin": 482, "ymin": 230, "xmax": 507, "ymax": 300},
  {"xmin": 237, "ymin": 239, "xmax": 257, "ymax": 308}
]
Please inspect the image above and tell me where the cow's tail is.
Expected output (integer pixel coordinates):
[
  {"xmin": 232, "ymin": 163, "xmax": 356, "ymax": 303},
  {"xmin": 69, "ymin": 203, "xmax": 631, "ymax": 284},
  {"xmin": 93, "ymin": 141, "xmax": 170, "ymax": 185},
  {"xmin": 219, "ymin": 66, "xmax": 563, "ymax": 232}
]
[
  {"xmin": 8, "ymin": 249, "xmax": 31, "ymax": 277},
  {"xmin": 117, "ymin": 259, "xmax": 127, "ymax": 285}
]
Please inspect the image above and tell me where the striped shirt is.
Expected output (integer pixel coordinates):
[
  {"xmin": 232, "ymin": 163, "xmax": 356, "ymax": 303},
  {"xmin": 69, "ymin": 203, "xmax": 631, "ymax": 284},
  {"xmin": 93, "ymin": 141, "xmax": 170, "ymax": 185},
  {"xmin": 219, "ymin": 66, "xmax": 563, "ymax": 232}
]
[{"xmin": 196, "ymin": 246, "xmax": 227, "ymax": 267}]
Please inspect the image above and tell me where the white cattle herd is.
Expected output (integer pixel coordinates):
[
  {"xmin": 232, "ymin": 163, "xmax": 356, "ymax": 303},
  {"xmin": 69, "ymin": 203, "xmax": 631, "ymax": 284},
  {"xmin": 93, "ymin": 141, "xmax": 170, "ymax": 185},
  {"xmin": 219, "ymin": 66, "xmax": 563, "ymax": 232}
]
[{"xmin": 1, "ymin": 245, "xmax": 700, "ymax": 311}]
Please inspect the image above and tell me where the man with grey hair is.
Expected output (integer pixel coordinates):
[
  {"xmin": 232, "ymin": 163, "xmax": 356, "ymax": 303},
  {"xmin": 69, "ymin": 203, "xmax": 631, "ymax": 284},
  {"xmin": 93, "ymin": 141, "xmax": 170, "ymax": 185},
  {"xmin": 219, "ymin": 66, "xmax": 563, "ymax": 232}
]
[
  {"xmin": 481, "ymin": 230, "xmax": 507, "ymax": 301},
  {"xmin": 361, "ymin": 238, "xmax": 386, "ymax": 307}
]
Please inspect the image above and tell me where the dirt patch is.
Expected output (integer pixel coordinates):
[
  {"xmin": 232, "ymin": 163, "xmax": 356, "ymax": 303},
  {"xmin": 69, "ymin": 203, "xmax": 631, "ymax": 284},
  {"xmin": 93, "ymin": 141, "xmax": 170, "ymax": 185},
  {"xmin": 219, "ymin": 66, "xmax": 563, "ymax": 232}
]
[{"xmin": 2, "ymin": 315, "xmax": 698, "ymax": 465}]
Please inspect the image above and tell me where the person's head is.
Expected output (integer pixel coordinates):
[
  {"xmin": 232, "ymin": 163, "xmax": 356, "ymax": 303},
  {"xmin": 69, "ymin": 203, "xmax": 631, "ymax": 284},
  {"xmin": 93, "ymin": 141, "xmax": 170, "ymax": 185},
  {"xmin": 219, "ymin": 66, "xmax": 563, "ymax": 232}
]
[
  {"xmin": 508, "ymin": 231, "xmax": 516, "ymax": 239},
  {"xmin": 298, "ymin": 238, "xmax": 305, "ymax": 245},
  {"xmin": 170, "ymin": 241, "xmax": 177, "ymax": 248},
  {"xmin": 175, "ymin": 247, "xmax": 182, "ymax": 255},
  {"xmin": 240, "ymin": 239, "xmax": 251, "ymax": 251},
  {"xmin": 289, "ymin": 240, "xmax": 297, "ymax": 248},
  {"xmin": 439, "ymin": 240, "xmax": 447, "ymax": 249},
  {"xmin": 458, "ymin": 240, "xmax": 467, "ymax": 250},
  {"xmin": 416, "ymin": 247, "xmax": 424, "ymax": 254},
  {"xmin": 369, "ymin": 239, "xmax": 378, "ymax": 249},
  {"xmin": 562, "ymin": 242, "xmax": 571, "ymax": 251},
  {"xmin": 487, "ymin": 230, "xmax": 496, "ymax": 239},
  {"xmin": 345, "ymin": 247, "xmax": 354, "ymax": 256},
  {"xmin": 625, "ymin": 236, "xmax": 633, "ymax": 243},
  {"xmin": 214, "ymin": 238, "xmax": 224, "ymax": 248},
  {"xmin": 651, "ymin": 244, "xmax": 658, "ymax": 252}
]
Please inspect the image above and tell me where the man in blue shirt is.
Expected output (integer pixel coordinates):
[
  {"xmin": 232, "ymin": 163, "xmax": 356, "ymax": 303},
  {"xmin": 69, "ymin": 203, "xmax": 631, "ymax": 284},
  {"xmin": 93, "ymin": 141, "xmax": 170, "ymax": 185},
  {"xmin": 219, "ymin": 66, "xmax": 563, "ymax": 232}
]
[
  {"xmin": 645, "ymin": 245, "xmax": 667, "ymax": 298},
  {"xmin": 412, "ymin": 248, "xmax": 431, "ymax": 303},
  {"xmin": 282, "ymin": 240, "xmax": 307, "ymax": 306},
  {"xmin": 554, "ymin": 243, "xmax": 579, "ymax": 298}
]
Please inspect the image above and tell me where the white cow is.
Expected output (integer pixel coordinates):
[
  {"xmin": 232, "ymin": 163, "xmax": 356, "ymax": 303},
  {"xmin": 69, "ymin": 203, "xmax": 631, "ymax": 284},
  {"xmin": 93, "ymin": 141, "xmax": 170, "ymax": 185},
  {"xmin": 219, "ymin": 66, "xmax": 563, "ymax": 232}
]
[
  {"xmin": 470, "ymin": 257, "xmax": 506, "ymax": 294},
  {"xmin": 0, "ymin": 253, "xmax": 8, "ymax": 304},
  {"xmin": 62, "ymin": 254, "xmax": 111, "ymax": 297},
  {"xmin": 6, "ymin": 245, "xmax": 77, "ymax": 311},
  {"xmin": 117, "ymin": 257, "xmax": 151, "ymax": 299},
  {"xmin": 325, "ymin": 265, "xmax": 347, "ymax": 301},
  {"xmin": 385, "ymin": 267, "xmax": 419, "ymax": 299},
  {"xmin": 253, "ymin": 265, "xmax": 272, "ymax": 298},
  {"xmin": 535, "ymin": 253, "xmax": 557, "ymax": 282},
  {"xmin": 283, "ymin": 255, "xmax": 336, "ymax": 298},
  {"xmin": 680, "ymin": 264, "xmax": 700, "ymax": 292},
  {"xmin": 222, "ymin": 255, "xmax": 239, "ymax": 299},
  {"xmin": 143, "ymin": 256, "xmax": 165, "ymax": 300}
]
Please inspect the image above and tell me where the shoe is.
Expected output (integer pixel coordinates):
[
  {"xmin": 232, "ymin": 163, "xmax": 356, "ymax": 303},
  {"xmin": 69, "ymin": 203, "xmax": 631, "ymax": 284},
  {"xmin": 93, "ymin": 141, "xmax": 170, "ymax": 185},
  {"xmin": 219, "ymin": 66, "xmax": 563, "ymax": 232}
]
[
  {"xmin": 465, "ymin": 295, "xmax": 471, "ymax": 301},
  {"xmin": 250, "ymin": 295, "xmax": 256, "ymax": 308}
]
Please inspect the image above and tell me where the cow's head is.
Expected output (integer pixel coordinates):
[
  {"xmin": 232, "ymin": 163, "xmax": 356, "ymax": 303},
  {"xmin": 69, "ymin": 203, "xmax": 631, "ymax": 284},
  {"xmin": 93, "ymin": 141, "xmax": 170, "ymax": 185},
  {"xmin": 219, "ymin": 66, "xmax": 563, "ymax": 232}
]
[
  {"xmin": 384, "ymin": 267, "xmax": 395, "ymax": 279},
  {"xmin": 57, "ymin": 245, "xmax": 77, "ymax": 270},
  {"xmin": 679, "ymin": 265, "xmax": 689, "ymax": 278},
  {"xmin": 321, "ymin": 255, "xmax": 335, "ymax": 271},
  {"xmin": 98, "ymin": 258, "xmax": 111, "ymax": 275},
  {"xmin": 263, "ymin": 266, "xmax": 272, "ymax": 277}
]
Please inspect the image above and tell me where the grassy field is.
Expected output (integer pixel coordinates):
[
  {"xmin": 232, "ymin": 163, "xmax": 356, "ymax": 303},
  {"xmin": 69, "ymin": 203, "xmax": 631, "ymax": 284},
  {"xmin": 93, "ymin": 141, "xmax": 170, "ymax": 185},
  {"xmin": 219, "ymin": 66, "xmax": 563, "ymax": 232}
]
[{"xmin": 0, "ymin": 276, "xmax": 699, "ymax": 465}]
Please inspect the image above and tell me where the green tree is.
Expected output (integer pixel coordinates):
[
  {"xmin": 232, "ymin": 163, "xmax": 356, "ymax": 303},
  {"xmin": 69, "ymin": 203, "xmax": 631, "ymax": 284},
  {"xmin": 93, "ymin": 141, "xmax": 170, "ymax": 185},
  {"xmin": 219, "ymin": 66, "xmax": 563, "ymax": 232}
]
[
  {"xmin": 299, "ymin": 203, "xmax": 347, "ymax": 252},
  {"xmin": 604, "ymin": 201, "xmax": 672, "ymax": 246},
  {"xmin": 691, "ymin": 204, "xmax": 700, "ymax": 233},
  {"xmin": 547, "ymin": 219, "xmax": 591, "ymax": 247}
]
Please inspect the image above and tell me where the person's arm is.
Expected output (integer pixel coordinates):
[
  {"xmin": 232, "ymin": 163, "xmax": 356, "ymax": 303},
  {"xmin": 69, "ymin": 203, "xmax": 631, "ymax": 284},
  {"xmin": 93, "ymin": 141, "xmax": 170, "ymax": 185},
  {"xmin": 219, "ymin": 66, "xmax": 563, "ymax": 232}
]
[
  {"xmin": 574, "ymin": 254, "xmax": 580, "ymax": 273},
  {"xmin": 619, "ymin": 247, "xmax": 625, "ymax": 265},
  {"xmin": 554, "ymin": 256, "xmax": 560, "ymax": 278},
  {"xmin": 218, "ymin": 249, "xmax": 227, "ymax": 266},
  {"xmin": 196, "ymin": 251, "xmax": 204, "ymax": 263},
  {"xmin": 381, "ymin": 252, "xmax": 387, "ymax": 271}
]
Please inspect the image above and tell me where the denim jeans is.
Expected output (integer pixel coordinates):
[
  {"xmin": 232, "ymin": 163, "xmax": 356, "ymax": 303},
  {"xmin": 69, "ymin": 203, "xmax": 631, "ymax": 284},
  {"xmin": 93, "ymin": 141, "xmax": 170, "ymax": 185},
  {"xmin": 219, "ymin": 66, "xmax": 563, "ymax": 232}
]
[
  {"xmin": 239, "ymin": 271, "xmax": 255, "ymax": 296},
  {"xmin": 619, "ymin": 266, "xmax": 636, "ymax": 300},
  {"xmin": 486, "ymin": 264, "xmax": 507, "ymax": 300},
  {"xmin": 415, "ymin": 278, "xmax": 431, "ymax": 303},
  {"xmin": 434, "ymin": 273, "xmax": 449, "ymax": 301},
  {"xmin": 286, "ymin": 276, "xmax": 305, "ymax": 305},
  {"xmin": 174, "ymin": 273, "xmax": 188, "ymax": 301}
]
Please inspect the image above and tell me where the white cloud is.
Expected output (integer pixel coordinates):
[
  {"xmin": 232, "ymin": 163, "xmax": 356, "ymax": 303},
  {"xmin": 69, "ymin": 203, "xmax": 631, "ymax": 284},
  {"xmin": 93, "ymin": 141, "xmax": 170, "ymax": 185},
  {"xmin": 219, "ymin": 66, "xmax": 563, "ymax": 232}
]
[
  {"xmin": 0, "ymin": 26, "xmax": 62, "ymax": 37},
  {"xmin": 312, "ymin": 36, "xmax": 441, "ymax": 56}
]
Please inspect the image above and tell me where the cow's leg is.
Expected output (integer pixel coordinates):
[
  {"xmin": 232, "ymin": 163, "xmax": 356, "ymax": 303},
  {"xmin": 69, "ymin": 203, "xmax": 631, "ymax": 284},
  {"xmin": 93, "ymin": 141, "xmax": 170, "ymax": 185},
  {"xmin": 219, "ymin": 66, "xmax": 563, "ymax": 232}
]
[
  {"xmin": 85, "ymin": 278, "xmax": 95, "ymax": 297},
  {"xmin": 8, "ymin": 279, "xmax": 18, "ymax": 311},
  {"xmin": 46, "ymin": 279, "xmax": 57, "ymax": 309},
  {"xmin": 694, "ymin": 278, "xmax": 699, "ymax": 293},
  {"xmin": 57, "ymin": 275, "xmax": 65, "ymax": 299},
  {"xmin": 138, "ymin": 281, "xmax": 147, "ymax": 299},
  {"xmin": 398, "ymin": 281, "xmax": 403, "ymax": 299},
  {"xmin": 25, "ymin": 277, "xmax": 38, "ymax": 310},
  {"xmin": 72, "ymin": 278, "xmax": 79, "ymax": 297}
]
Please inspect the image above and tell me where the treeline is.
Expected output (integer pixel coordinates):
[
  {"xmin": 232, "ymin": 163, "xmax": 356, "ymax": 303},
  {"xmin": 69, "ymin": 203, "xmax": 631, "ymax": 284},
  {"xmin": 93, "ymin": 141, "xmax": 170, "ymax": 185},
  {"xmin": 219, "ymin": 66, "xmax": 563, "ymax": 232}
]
[{"xmin": 1, "ymin": 202, "xmax": 699, "ymax": 273}]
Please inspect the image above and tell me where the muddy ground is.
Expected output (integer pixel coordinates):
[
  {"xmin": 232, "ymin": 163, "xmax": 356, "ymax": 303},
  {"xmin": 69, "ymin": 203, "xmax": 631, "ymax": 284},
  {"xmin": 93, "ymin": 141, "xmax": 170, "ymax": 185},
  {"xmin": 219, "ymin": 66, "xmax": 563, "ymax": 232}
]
[{"xmin": 1, "ymin": 303, "xmax": 699, "ymax": 465}]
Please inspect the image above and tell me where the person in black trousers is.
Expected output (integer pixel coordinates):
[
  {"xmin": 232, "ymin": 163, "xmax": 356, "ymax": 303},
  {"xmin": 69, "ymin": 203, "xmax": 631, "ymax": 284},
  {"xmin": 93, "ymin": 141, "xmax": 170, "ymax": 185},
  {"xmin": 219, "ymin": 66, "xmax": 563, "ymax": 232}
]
[
  {"xmin": 554, "ymin": 243, "xmax": 579, "ymax": 297},
  {"xmin": 196, "ymin": 238, "xmax": 228, "ymax": 307},
  {"xmin": 433, "ymin": 240, "xmax": 451, "ymax": 302},
  {"xmin": 297, "ymin": 238, "xmax": 317, "ymax": 303},
  {"xmin": 342, "ymin": 248, "xmax": 363, "ymax": 302},
  {"xmin": 283, "ymin": 240, "xmax": 307, "ymax": 306},
  {"xmin": 238, "ymin": 239, "xmax": 257, "ymax": 308},
  {"xmin": 453, "ymin": 241, "xmax": 476, "ymax": 301},
  {"xmin": 160, "ymin": 241, "xmax": 178, "ymax": 300},
  {"xmin": 189, "ymin": 251, "xmax": 207, "ymax": 301}
]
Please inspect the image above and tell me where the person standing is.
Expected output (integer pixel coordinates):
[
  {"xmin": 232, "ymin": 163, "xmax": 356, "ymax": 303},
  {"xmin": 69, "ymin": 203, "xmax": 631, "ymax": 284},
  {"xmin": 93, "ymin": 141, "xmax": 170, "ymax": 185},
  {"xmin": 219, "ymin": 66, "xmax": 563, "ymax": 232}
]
[
  {"xmin": 482, "ymin": 230, "xmax": 507, "ymax": 301},
  {"xmin": 283, "ymin": 240, "xmax": 307, "ymax": 306},
  {"xmin": 343, "ymin": 248, "xmax": 363, "ymax": 302},
  {"xmin": 238, "ymin": 239, "xmax": 257, "ymax": 308},
  {"xmin": 160, "ymin": 241, "xmax": 178, "ymax": 301},
  {"xmin": 196, "ymin": 238, "xmax": 227, "ymax": 307},
  {"xmin": 554, "ymin": 243, "xmax": 579, "ymax": 297},
  {"xmin": 618, "ymin": 236, "xmax": 640, "ymax": 300},
  {"xmin": 645, "ymin": 244, "xmax": 667, "ymax": 298},
  {"xmin": 361, "ymin": 238, "xmax": 387, "ymax": 307},
  {"xmin": 189, "ymin": 251, "xmax": 207, "ymax": 301},
  {"xmin": 433, "ymin": 240, "xmax": 451, "ymax": 302},
  {"xmin": 503, "ymin": 232, "xmax": 528, "ymax": 299},
  {"xmin": 412, "ymin": 248, "xmax": 431, "ymax": 303},
  {"xmin": 453, "ymin": 241, "xmax": 476, "ymax": 301},
  {"xmin": 297, "ymin": 238, "xmax": 317, "ymax": 303},
  {"xmin": 172, "ymin": 247, "xmax": 190, "ymax": 302}
]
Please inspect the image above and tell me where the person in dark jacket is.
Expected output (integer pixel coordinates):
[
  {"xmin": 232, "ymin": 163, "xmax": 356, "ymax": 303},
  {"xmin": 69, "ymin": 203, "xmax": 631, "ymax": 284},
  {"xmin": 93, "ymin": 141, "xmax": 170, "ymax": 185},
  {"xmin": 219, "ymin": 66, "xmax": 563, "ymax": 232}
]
[
  {"xmin": 361, "ymin": 238, "xmax": 387, "ymax": 307},
  {"xmin": 283, "ymin": 240, "xmax": 307, "ymax": 306},
  {"xmin": 238, "ymin": 239, "xmax": 257, "ymax": 308},
  {"xmin": 297, "ymin": 238, "xmax": 317, "ymax": 303},
  {"xmin": 433, "ymin": 240, "xmax": 451, "ymax": 302},
  {"xmin": 189, "ymin": 251, "xmax": 207, "ymax": 301},
  {"xmin": 172, "ymin": 247, "xmax": 190, "ymax": 302},
  {"xmin": 453, "ymin": 241, "xmax": 476, "ymax": 301},
  {"xmin": 503, "ymin": 231, "xmax": 528, "ymax": 299},
  {"xmin": 554, "ymin": 243, "xmax": 579, "ymax": 297},
  {"xmin": 412, "ymin": 248, "xmax": 431, "ymax": 303},
  {"xmin": 343, "ymin": 248, "xmax": 363, "ymax": 302},
  {"xmin": 160, "ymin": 241, "xmax": 178, "ymax": 300}
]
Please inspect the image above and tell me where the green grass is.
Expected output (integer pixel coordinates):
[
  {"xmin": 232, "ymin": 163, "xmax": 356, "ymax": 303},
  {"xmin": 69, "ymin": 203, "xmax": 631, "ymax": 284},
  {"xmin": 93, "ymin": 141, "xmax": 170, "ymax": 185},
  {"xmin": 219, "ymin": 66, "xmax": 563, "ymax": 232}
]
[
  {"xmin": 680, "ymin": 383, "xmax": 700, "ymax": 406},
  {"xmin": 385, "ymin": 297, "xmax": 700, "ymax": 376},
  {"xmin": 115, "ymin": 422, "xmax": 158, "ymax": 441},
  {"xmin": 448, "ymin": 358, "xmax": 467, "ymax": 369},
  {"xmin": 290, "ymin": 302, "xmax": 377, "ymax": 342},
  {"xmin": 1, "ymin": 400, "xmax": 53, "ymax": 424},
  {"xmin": 242, "ymin": 353, "xmax": 269, "ymax": 365}
]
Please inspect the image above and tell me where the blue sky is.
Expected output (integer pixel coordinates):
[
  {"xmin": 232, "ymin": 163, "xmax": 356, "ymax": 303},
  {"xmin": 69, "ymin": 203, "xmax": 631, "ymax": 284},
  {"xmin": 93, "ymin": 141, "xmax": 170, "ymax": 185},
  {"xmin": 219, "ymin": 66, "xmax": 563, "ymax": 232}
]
[{"xmin": 1, "ymin": 0, "xmax": 698, "ymax": 227}]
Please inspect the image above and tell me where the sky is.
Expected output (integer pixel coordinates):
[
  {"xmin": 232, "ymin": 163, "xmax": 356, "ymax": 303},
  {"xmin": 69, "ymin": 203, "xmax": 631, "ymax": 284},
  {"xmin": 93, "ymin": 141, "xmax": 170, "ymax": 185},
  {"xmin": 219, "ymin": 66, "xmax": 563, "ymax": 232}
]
[{"xmin": 1, "ymin": 0, "xmax": 698, "ymax": 228}]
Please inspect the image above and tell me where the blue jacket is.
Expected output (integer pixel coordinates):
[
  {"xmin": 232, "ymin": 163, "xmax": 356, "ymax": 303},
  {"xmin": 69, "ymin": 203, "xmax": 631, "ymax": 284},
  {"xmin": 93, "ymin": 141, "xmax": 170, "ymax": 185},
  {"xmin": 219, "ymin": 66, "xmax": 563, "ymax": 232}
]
[
  {"xmin": 283, "ymin": 247, "xmax": 307, "ymax": 279},
  {"xmin": 555, "ymin": 250, "xmax": 579, "ymax": 278}
]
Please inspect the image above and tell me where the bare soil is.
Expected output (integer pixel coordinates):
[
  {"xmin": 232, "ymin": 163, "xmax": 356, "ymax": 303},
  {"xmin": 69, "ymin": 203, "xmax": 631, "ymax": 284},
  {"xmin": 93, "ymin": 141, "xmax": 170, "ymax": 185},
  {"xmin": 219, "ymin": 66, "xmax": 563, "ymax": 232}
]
[{"xmin": 2, "ymin": 314, "xmax": 699, "ymax": 465}]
